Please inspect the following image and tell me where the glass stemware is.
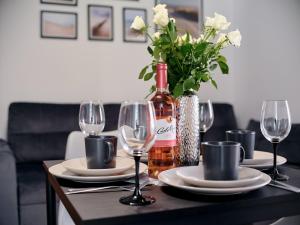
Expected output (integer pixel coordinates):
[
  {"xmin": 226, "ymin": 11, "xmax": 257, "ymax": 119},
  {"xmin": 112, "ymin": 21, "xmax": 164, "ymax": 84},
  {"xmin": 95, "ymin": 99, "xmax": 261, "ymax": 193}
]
[
  {"xmin": 118, "ymin": 100, "xmax": 156, "ymax": 206},
  {"xmin": 79, "ymin": 100, "xmax": 105, "ymax": 136},
  {"xmin": 260, "ymin": 100, "xmax": 291, "ymax": 181},
  {"xmin": 199, "ymin": 100, "xmax": 214, "ymax": 143}
]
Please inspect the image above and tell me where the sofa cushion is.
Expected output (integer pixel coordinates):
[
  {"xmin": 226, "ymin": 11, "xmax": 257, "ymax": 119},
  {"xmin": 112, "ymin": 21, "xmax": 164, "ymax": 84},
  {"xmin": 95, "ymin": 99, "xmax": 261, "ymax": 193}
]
[
  {"xmin": 17, "ymin": 163, "xmax": 46, "ymax": 205},
  {"xmin": 20, "ymin": 203, "xmax": 46, "ymax": 225},
  {"xmin": 204, "ymin": 103, "xmax": 238, "ymax": 141},
  {"xmin": 247, "ymin": 119, "xmax": 300, "ymax": 165},
  {"xmin": 7, "ymin": 102, "xmax": 121, "ymax": 163}
]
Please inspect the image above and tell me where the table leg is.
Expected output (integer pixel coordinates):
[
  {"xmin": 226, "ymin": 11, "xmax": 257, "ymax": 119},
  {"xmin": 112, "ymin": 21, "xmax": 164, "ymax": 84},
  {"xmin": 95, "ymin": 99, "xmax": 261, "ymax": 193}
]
[{"xmin": 46, "ymin": 175, "xmax": 57, "ymax": 225}]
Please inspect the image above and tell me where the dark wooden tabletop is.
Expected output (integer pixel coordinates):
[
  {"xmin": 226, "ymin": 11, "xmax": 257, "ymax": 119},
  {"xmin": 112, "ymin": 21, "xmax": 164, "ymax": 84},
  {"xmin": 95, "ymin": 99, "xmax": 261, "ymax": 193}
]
[{"xmin": 43, "ymin": 160, "xmax": 300, "ymax": 225}]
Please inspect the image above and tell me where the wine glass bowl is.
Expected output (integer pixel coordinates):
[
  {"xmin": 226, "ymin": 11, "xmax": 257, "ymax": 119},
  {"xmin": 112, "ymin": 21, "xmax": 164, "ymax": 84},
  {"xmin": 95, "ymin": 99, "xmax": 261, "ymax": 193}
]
[
  {"xmin": 260, "ymin": 100, "xmax": 291, "ymax": 180},
  {"xmin": 79, "ymin": 100, "xmax": 105, "ymax": 136},
  {"xmin": 199, "ymin": 100, "xmax": 214, "ymax": 133},
  {"xmin": 118, "ymin": 100, "xmax": 156, "ymax": 206}
]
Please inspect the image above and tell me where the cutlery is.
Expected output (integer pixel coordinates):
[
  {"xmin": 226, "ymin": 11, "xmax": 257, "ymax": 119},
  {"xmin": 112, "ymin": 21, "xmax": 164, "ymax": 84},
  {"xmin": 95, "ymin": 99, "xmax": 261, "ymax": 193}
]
[
  {"xmin": 66, "ymin": 180, "xmax": 152, "ymax": 195},
  {"xmin": 269, "ymin": 180, "xmax": 300, "ymax": 193}
]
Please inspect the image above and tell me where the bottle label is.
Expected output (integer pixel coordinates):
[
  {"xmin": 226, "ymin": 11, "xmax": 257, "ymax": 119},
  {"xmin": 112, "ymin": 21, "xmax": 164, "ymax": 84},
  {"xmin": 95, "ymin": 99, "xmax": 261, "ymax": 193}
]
[{"xmin": 154, "ymin": 116, "xmax": 176, "ymax": 147}]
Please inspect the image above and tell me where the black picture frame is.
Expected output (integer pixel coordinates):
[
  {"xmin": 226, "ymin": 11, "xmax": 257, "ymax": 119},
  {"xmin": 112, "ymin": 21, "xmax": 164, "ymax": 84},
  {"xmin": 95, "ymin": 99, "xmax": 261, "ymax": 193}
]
[
  {"xmin": 88, "ymin": 5, "xmax": 114, "ymax": 41},
  {"xmin": 40, "ymin": 11, "xmax": 78, "ymax": 40},
  {"xmin": 154, "ymin": 0, "xmax": 204, "ymax": 36},
  {"xmin": 40, "ymin": 0, "xmax": 78, "ymax": 6},
  {"xmin": 123, "ymin": 8, "xmax": 147, "ymax": 43}
]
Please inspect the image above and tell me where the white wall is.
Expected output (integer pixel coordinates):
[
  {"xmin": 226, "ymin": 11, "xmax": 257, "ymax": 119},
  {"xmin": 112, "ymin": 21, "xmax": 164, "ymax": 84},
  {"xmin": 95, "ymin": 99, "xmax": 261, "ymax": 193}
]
[
  {"xmin": 0, "ymin": 0, "xmax": 235, "ymax": 139},
  {"xmin": 2, "ymin": 0, "xmax": 298, "ymax": 139},
  {"xmin": 232, "ymin": 0, "xmax": 300, "ymax": 128}
]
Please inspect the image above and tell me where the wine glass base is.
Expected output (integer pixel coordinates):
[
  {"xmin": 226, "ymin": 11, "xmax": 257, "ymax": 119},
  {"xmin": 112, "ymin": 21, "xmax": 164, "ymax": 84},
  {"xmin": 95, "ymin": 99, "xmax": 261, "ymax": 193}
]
[
  {"xmin": 119, "ymin": 194, "xmax": 155, "ymax": 206},
  {"xmin": 262, "ymin": 168, "xmax": 289, "ymax": 181}
]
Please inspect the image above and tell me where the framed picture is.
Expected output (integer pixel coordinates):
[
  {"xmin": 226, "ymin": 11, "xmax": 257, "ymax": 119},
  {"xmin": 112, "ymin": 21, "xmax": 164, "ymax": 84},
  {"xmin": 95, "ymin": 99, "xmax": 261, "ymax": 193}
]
[
  {"xmin": 123, "ymin": 8, "xmax": 147, "ymax": 43},
  {"xmin": 41, "ymin": 11, "xmax": 77, "ymax": 39},
  {"xmin": 88, "ymin": 5, "xmax": 113, "ymax": 41},
  {"xmin": 156, "ymin": 0, "xmax": 203, "ymax": 37},
  {"xmin": 40, "ymin": 0, "xmax": 77, "ymax": 6}
]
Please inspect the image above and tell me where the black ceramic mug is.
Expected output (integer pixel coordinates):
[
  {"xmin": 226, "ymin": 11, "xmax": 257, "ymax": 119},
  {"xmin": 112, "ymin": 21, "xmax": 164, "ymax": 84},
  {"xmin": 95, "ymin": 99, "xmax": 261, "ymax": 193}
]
[
  {"xmin": 201, "ymin": 141, "xmax": 245, "ymax": 180},
  {"xmin": 85, "ymin": 135, "xmax": 117, "ymax": 169},
  {"xmin": 226, "ymin": 130, "xmax": 255, "ymax": 159}
]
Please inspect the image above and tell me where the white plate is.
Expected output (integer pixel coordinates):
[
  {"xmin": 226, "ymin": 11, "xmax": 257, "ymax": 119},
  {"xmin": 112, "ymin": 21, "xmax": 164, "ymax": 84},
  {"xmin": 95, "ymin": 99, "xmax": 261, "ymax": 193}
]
[
  {"xmin": 49, "ymin": 162, "xmax": 147, "ymax": 183},
  {"xmin": 62, "ymin": 157, "xmax": 135, "ymax": 176},
  {"xmin": 176, "ymin": 166, "xmax": 263, "ymax": 188},
  {"xmin": 241, "ymin": 151, "xmax": 287, "ymax": 169},
  {"xmin": 158, "ymin": 167, "xmax": 271, "ymax": 195}
]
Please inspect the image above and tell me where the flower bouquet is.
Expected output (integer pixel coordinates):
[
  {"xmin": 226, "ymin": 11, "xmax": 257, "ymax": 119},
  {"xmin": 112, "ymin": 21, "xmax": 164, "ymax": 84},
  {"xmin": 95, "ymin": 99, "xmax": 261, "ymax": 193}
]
[{"xmin": 131, "ymin": 4, "xmax": 241, "ymax": 97}]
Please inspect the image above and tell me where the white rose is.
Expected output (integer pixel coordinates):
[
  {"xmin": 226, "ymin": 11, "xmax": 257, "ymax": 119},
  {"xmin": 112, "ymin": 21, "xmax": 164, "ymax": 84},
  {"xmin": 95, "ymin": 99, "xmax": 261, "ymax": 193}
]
[
  {"xmin": 227, "ymin": 29, "xmax": 241, "ymax": 47},
  {"xmin": 205, "ymin": 12, "xmax": 231, "ymax": 31},
  {"xmin": 152, "ymin": 32, "xmax": 161, "ymax": 40},
  {"xmin": 153, "ymin": 10, "xmax": 169, "ymax": 27},
  {"xmin": 130, "ymin": 16, "xmax": 146, "ymax": 31},
  {"xmin": 217, "ymin": 33, "xmax": 229, "ymax": 47},
  {"xmin": 153, "ymin": 4, "xmax": 167, "ymax": 14},
  {"xmin": 214, "ymin": 13, "xmax": 231, "ymax": 30},
  {"xmin": 170, "ymin": 17, "xmax": 176, "ymax": 24}
]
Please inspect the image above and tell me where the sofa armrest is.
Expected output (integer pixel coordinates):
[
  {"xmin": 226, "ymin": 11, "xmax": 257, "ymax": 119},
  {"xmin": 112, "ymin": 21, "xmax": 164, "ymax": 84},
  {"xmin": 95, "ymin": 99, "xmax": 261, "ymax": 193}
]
[{"xmin": 0, "ymin": 139, "xmax": 19, "ymax": 225}]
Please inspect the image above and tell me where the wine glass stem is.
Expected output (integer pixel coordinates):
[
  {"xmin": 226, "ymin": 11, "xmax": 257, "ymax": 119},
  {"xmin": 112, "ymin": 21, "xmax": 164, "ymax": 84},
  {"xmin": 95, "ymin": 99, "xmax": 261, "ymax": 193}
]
[
  {"xmin": 200, "ymin": 132, "xmax": 205, "ymax": 143},
  {"xmin": 272, "ymin": 142, "xmax": 278, "ymax": 176},
  {"xmin": 133, "ymin": 155, "xmax": 142, "ymax": 197}
]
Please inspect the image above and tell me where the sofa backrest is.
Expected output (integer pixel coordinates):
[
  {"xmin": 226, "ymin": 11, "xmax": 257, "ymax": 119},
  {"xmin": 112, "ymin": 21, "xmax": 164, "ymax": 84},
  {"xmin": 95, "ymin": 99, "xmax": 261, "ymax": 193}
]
[
  {"xmin": 204, "ymin": 103, "xmax": 238, "ymax": 141},
  {"xmin": 247, "ymin": 119, "xmax": 300, "ymax": 165},
  {"xmin": 7, "ymin": 102, "xmax": 120, "ymax": 163}
]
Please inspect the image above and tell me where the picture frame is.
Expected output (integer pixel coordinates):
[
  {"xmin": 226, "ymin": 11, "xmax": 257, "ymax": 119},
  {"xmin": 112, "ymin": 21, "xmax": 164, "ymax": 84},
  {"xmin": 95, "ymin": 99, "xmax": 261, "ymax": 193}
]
[
  {"xmin": 123, "ymin": 8, "xmax": 147, "ymax": 43},
  {"xmin": 88, "ymin": 5, "xmax": 114, "ymax": 41},
  {"xmin": 40, "ymin": 11, "xmax": 78, "ymax": 40},
  {"xmin": 155, "ymin": 0, "xmax": 203, "ymax": 37},
  {"xmin": 40, "ymin": 0, "xmax": 77, "ymax": 6}
]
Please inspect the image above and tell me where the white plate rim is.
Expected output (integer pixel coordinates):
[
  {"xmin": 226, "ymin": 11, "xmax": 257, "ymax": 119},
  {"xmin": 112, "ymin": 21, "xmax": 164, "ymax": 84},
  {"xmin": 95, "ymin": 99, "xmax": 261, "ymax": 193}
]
[
  {"xmin": 176, "ymin": 166, "xmax": 263, "ymax": 188},
  {"xmin": 241, "ymin": 151, "xmax": 287, "ymax": 169},
  {"xmin": 158, "ymin": 168, "xmax": 271, "ymax": 195},
  {"xmin": 62, "ymin": 157, "xmax": 135, "ymax": 176},
  {"xmin": 49, "ymin": 162, "xmax": 147, "ymax": 182}
]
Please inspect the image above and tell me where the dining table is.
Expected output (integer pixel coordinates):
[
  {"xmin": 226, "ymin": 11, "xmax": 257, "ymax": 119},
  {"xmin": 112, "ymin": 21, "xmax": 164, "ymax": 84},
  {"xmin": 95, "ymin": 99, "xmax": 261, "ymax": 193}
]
[{"xmin": 43, "ymin": 160, "xmax": 300, "ymax": 225}]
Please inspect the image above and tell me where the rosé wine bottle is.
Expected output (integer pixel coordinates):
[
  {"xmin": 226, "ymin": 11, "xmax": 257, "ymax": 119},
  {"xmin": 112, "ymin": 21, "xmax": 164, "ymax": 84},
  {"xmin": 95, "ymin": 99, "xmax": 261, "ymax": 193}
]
[{"xmin": 148, "ymin": 63, "xmax": 177, "ymax": 179}]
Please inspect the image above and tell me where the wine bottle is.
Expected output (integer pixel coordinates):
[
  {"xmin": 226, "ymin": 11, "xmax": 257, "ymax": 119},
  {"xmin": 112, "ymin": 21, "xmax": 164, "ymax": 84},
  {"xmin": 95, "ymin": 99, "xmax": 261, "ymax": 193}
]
[{"xmin": 148, "ymin": 63, "xmax": 177, "ymax": 179}]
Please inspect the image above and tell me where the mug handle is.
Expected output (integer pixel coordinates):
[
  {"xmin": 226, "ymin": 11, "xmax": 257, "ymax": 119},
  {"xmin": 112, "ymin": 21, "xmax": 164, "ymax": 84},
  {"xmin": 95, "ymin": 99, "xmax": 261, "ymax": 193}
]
[
  {"xmin": 104, "ymin": 141, "xmax": 114, "ymax": 164},
  {"xmin": 240, "ymin": 145, "xmax": 245, "ymax": 163}
]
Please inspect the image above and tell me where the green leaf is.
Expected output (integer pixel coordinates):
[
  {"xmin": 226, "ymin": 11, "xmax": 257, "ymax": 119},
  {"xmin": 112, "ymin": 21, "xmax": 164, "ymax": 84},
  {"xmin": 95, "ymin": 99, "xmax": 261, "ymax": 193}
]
[
  {"xmin": 209, "ymin": 64, "xmax": 218, "ymax": 71},
  {"xmin": 195, "ymin": 42, "xmax": 209, "ymax": 54},
  {"xmin": 218, "ymin": 55, "xmax": 227, "ymax": 63},
  {"xmin": 201, "ymin": 73, "xmax": 210, "ymax": 82},
  {"xmin": 173, "ymin": 82, "xmax": 184, "ymax": 97},
  {"xmin": 144, "ymin": 72, "xmax": 154, "ymax": 81},
  {"xmin": 147, "ymin": 47, "xmax": 153, "ymax": 56},
  {"xmin": 218, "ymin": 61, "xmax": 229, "ymax": 74},
  {"xmin": 211, "ymin": 79, "xmax": 218, "ymax": 89},
  {"xmin": 183, "ymin": 78, "xmax": 195, "ymax": 91},
  {"xmin": 153, "ymin": 47, "xmax": 160, "ymax": 61},
  {"xmin": 138, "ymin": 65, "xmax": 148, "ymax": 79}
]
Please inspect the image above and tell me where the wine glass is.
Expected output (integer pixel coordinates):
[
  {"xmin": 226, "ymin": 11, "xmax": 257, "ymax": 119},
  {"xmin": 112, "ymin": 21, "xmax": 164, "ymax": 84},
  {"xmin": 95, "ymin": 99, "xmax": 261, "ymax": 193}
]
[
  {"xmin": 199, "ymin": 100, "xmax": 214, "ymax": 143},
  {"xmin": 79, "ymin": 100, "xmax": 105, "ymax": 136},
  {"xmin": 260, "ymin": 100, "xmax": 291, "ymax": 181},
  {"xmin": 118, "ymin": 100, "xmax": 156, "ymax": 206}
]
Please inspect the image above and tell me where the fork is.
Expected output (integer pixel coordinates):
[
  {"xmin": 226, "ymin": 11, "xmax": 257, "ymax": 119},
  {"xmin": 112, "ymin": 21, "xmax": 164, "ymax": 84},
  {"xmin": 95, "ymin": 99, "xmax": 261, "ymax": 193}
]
[
  {"xmin": 66, "ymin": 180, "xmax": 152, "ymax": 195},
  {"xmin": 269, "ymin": 180, "xmax": 300, "ymax": 193}
]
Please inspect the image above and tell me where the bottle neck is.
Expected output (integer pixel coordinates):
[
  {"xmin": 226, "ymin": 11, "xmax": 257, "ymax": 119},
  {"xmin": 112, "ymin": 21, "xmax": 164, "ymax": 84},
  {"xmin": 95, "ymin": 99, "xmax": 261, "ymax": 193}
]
[
  {"xmin": 156, "ymin": 87, "xmax": 167, "ymax": 93},
  {"xmin": 156, "ymin": 63, "xmax": 168, "ymax": 90}
]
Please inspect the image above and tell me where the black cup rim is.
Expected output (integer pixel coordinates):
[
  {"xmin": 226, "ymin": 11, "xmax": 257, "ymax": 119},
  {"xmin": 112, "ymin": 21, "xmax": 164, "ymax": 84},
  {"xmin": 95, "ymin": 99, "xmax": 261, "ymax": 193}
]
[
  {"xmin": 86, "ymin": 135, "xmax": 117, "ymax": 140},
  {"xmin": 226, "ymin": 129, "xmax": 255, "ymax": 135},
  {"xmin": 201, "ymin": 141, "xmax": 241, "ymax": 147}
]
